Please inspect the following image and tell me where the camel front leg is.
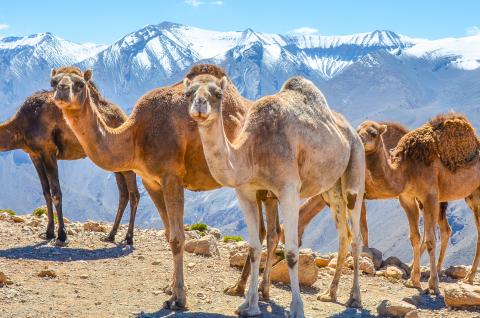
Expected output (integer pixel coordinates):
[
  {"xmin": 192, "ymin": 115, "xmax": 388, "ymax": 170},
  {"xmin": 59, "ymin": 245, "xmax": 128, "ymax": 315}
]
[
  {"xmin": 436, "ymin": 202, "xmax": 451, "ymax": 273},
  {"xmin": 104, "ymin": 173, "xmax": 129, "ymax": 243},
  {"xmin": 30, "ymin": 155, "xmax": 55, "ymax": 240},
  {"xmin": 259, "ymin": 194, "xmax": 280, "ymax": 300},
  {"xmin": 422, "ymin": 194, "xmax": 440, "ymax": 295},
  {"xmin": 225, "ymin": 190, "xmax": 267, "ymax": 297},
  {"xmin": 161, "ymin": 175, "xmax": 187, "ymax": 310},
  {"xmin": 465, "ymin": 190, "xmax": 480, "ymax": 283},
  {"xmin": 399, "ymin": 195, "xmax": 422, "ymax": 289},
  {"xmin": 122, "ymin": 171, "xmax": 140, "ymax": 245},
  {"xmin": 235, "ymin": 187, "xmax": 262, "ymax": 317}
]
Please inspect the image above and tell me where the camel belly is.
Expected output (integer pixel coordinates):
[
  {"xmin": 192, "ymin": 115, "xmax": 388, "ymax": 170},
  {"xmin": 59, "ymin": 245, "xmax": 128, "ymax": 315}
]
[{"xmin": 438, "ymin": 162, "xmax": 480, "ymax": 201}]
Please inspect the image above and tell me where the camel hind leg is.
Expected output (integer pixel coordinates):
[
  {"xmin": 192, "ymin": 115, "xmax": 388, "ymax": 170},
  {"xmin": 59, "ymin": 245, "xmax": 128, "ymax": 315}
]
[
  {"xmin": 122, "ymin": 171, "xmax": 140, "ymax": 245},
  {"xmin": 104, "ymin": 173, "xmax": 129, "ymax": 242},
  {"xmin": 465, "ymin": 189, "xmax": 480, "ymax": 283}
]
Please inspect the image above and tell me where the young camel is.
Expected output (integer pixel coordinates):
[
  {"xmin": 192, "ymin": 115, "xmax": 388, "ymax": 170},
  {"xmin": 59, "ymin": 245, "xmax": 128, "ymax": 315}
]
[
  {"xmin": 0, "ymin": 67, "xmax": 139, "ymax": 245},
  {"xmin": 51, "ymin": 64, "xmax": 284, "ymax": 310},
  {"xmin": 185, "ymin": 74, "xmax": 365, "ymax": 317},
  {"xmin": 357, "ymin": 115, "xmax": 480, "ymax": 294}
]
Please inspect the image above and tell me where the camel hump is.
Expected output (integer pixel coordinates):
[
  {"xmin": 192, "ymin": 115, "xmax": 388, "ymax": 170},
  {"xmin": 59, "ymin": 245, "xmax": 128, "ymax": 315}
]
[
  {"xmin": 281, "ymin": 76, "xmax": 327, "ymax": 106},
  {"xmin": 185, "ymin": 64, "xmax": 227, "ymax": 80},
  {"xmin": 392, "ymin": 112, "xmax": 480, "ymax": 171}
]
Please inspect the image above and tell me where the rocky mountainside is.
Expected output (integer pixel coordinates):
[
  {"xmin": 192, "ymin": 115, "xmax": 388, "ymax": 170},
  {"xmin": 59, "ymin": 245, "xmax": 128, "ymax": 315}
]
[
  {"xmin": 0, "ymin": 22, "xmax": 480, "ymax": 268},
  {"xmin": 2, "ymin": 213, "xmax": 480, "ymax": 317}
]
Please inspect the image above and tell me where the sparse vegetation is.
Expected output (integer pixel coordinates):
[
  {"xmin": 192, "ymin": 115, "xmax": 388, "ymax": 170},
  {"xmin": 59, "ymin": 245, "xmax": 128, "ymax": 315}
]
[
  {"xmin": 0, "ymin": 209, "xmax": 16, "ymax": 216},
  {"xmin": 32, "ymin": 206, "xmax": 48, "ymax": 217},
  {"xmin": 223, "ymin": 235, "xmax": 243, "ymax": 243},
  {"xmin": 186, "ymin": 223, "xmax": 208, "ymax": 233}
]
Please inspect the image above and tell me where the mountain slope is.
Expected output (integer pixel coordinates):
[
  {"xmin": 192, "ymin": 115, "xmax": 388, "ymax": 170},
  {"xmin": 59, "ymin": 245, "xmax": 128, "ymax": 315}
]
[{"xmin": 0, "ymin": 23, "xmax": 479, "ymax": 268}]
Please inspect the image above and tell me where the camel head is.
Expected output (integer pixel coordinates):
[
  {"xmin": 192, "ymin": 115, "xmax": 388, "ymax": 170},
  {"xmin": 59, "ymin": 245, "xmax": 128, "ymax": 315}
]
[
  {"xmin": 183, "ymin": 74, "xmax": 228, "ymax": 125},
  {"xmin": 51, "ymin": 67, "xmax": 92, "ymax": 111},
  {"xmin": 357, "ymin": 121, "xmax": 387, "ymax": 153}
]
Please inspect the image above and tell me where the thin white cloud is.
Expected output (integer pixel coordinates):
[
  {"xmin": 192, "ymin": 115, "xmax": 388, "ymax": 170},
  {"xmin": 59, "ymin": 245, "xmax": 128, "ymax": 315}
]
[
  {"xmin": 289, "ymin": 27, "xmax": 319, "ymax": 36},
  {"xmin": 0, "ymin": 24, "xmax": 9, "ymax": 30},
  {"xmin": 466, "ymin": 26, "xmax": 480, "ymax": 35},
  {"xmin": 184, "ymin": 0, "xmax": 223, "ymax": 7}
]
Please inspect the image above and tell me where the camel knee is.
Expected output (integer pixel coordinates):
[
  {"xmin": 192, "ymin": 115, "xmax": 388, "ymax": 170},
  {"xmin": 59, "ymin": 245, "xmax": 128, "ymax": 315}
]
[
  {"xmin": 346, "ymin": 192, "xmax": 358, "ymax": 210},
  {"xmin": 425, "ymin": 238, "xmax": 435, "ymax": 253},
  {"xmin": 169, "ymin": 234, "xmax": 185, "ymax": 255},
  {"xmin": 51, "ymin": 189, "xmax": 62, "ymax": 207},
  {"xmin": 129, "ymin": 190, "xmax": 140, "ymax": 207},
  {"xmin": 286, "ymin": 250, "xmax": 298, "ymax": 269},
  {"xmin": 248, "ymin": 244, "xmax": 262, "ymax": 264}
]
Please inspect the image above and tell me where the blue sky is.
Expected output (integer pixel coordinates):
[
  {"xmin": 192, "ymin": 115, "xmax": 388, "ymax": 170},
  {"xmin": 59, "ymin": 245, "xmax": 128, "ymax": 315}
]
[{"xmin": 0, "ymin": 0, "xmax": 479, "ymax": 43}]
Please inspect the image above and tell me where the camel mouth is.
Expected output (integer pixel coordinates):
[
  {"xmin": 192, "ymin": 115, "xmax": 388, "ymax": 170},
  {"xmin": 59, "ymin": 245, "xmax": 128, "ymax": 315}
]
[{"xmin": 190, "ymin": 111, "xmax": 210, "ymax": 123}]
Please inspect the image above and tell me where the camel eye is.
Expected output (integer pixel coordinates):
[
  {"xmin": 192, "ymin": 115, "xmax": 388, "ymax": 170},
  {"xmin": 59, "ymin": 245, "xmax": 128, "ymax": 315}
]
[
  {"xmin": 368, "ymin": 129, "xmax": 378, "ymax": 137},
  {"xmin": 50, "ymin": 80, "xmax": 58, "ymax": 87},
  {"xmin": 185, "ymin": 90, "xmax": 193, "ymax": 98}
]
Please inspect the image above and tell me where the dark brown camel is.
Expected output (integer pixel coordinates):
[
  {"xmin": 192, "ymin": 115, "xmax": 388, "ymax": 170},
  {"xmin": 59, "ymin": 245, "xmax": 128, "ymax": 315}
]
[{"xmin": 0, "ymin": 67, "xmax": 139, "ymax": 245}]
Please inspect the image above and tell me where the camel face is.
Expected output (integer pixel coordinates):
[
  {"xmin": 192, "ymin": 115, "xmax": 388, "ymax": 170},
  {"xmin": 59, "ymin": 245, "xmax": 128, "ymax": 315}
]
[
  {"xmin": 184, "ymin": 74, "xmax": 227, "ymax": 125},
  {"xmin": 51, "ymin": 69, "xmax": 91, "ymax": 111},
  {"xmin": 357, "ymin": 121, "xmax": 387, "ymax": 153}
]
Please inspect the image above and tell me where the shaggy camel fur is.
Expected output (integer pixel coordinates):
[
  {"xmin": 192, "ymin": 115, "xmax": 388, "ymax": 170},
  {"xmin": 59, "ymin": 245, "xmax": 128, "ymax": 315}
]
[
  {"xmin": 0, "ymin": 67, "xmax": 139, "ymax": 245},
  {"xmin": 186, "ymin": 74, "xmax": 365, "ymax": 317},
  {"xmin": 51, "ymin": 64, "xmax": 281, "ymax": 310},
  {"xmin": 357, "ymin": 114, "xmax": 480, "ymax": 294}
]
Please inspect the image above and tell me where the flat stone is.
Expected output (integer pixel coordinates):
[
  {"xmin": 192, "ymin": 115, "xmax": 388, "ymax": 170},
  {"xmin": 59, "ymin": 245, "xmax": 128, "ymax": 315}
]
[
  {"xmin": 444, "ymin": 282, "xmax": 480, "ymax": 308},
  {"xmin": 377, "ymin": 299, "xmax": 417, "ymax": 317}
]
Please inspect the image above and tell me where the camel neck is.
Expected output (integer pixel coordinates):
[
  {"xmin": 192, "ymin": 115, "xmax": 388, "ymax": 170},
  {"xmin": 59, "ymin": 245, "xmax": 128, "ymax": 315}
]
[
  {"xmin": 365, "ymin": 139, "xmax": 406, "ymax": 197},
  {"xmin": 197, "ymin": 112, "xmax": 251, "ymax": 188},
  {"xmin": 62, "ymin": 95, "xmax": 135, "ymax": 172},
  {"xmin": 0, "ymin": 116, "xmax": 23, "ymax": 151}
]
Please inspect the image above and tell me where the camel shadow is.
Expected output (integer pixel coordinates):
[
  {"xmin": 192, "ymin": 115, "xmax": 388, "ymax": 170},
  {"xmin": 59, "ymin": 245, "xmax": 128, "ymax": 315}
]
[
  {"xmin": 135, "ymin": 300, "xmax": 288, "ymax": 317},
  {"xmin": 328, "ymin": 307, "xmax": 376, "ymax": 317},
  {"xmin": 402, "ymin": 292, "xmax": 445, "ymax": 310},
  {"xmin": 0, "ymin": 241, "xmax": 133, "ymax": 262},
  {"xmin": 271, "ymin": 281, "xmax": 321, "ymax": 295}
]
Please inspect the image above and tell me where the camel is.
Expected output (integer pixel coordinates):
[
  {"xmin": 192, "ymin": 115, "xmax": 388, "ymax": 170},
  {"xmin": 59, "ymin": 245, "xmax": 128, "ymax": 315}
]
[
  {"xmin": 356, "ymin": 115, "xmax": 480, "ymax": 294},
  {"xmin": 185, "ymin": 74, "xmax": 365, "ymax": 317},
  {"xmin": 50, "ymin": 64, "xmax": 286, "ymax": 310},
  {"xmin": 0, "ymin": 67, "xmax": 139, "ymax": 245}
]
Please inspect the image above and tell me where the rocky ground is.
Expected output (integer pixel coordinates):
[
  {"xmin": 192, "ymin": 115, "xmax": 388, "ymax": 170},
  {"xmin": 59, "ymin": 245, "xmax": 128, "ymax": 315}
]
[{"xmin": 1, "ymin": 211, "xmax": 480, "ymax": 318}]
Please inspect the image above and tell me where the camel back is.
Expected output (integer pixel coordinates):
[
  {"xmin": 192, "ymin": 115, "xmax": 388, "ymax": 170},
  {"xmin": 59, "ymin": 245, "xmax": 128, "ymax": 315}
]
[{"xmin": 392, "ymin": 113, "xmax": 480, "ymax": 171}]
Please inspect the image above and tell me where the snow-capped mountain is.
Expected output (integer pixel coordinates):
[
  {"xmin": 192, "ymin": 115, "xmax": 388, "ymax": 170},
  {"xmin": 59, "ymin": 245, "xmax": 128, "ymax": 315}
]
[{"xmin": 1, "ymin": 22, "xmax": 480, "ymax": 267}]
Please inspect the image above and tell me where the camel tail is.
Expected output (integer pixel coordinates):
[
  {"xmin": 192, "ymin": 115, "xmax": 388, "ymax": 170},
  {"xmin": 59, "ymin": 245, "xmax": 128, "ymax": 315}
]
[{"xmin": 342, "ymin": 134, "xmax": 366, "ymax": 211}]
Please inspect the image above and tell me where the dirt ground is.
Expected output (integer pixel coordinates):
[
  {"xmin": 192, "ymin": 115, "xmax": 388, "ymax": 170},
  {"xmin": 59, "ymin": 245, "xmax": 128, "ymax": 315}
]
[{"xmin": 1, "ymin": 215, "xmax": 480, "ymax": 318}]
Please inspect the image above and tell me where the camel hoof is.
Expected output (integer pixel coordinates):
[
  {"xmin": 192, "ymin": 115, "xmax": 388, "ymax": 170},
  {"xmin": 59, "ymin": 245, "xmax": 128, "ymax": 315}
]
[
  {"xmin": 346, "ymin": 296, "xmax": 362, "ymax": 308},
  {"xmin": 235, "ymin": 305, "xmax": 261, "ymax": 317},
  {"xmin": 223, "ymin": 285, "xmax": 245, "ymax": 297},
  {"xmin": 54, "ymin": 238, "xmax": 69, "ymax": 247},
  {"xmin": 163, "ymin": 300, "xmax": 188, "ymax": 311},
  {"xmin": 463, "ymin": 275, "xmax": 475, "ymax": 284},
  {"xmin": 424, "ymin": 287, "xmax": 440, "ymax": 295},
  {"xmin": 404, "ymin": 279, "xmax": 422, "ymax": 289},
  {"xmin": 39, "ymin": 232, "xmax": 55, "ymax": 240},
  {"xmin": 101, "ymin": 234, "xmax": 115, "ymax": 243},
  {"xmin": 259, "ymin": 290, "xmax": 270, "ymax": 301},
  {"xmin": 122, "ymin": 237, "xmax": 134, "ymax": 246},
  {"xmin": 317, "ymin": 290, "xmax": 336, "ymax": 303}
]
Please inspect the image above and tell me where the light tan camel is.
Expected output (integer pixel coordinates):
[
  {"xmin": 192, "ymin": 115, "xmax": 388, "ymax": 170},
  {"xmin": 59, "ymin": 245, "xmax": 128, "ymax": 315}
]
[
  {"xmin": 50, "ymin": 64, "xmax": 284, "ymax": 310},
  {"xmin": 357, "ymin": 115, "xmax": 480, "ymax": 294},
  {"xmin": 185, "ymin": 74, "xmax": 365, "ymax": 317},
  {"xmin": 0, "ymin": 67, "xmax": 139, "ymax": 245}
]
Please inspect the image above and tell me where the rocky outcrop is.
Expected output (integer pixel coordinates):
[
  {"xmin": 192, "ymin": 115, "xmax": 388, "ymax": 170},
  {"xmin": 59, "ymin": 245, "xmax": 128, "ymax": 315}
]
[
  {"xmin": 444, "ymin": 283, "xmax": 480, "ymax": 308},
  {"xmin": 270, "ymin": 251, "xmax": 318, "ymax": 286},
  {"xmin": 184, "ymin": 234, "xmax": 219, "ymax": 257}
]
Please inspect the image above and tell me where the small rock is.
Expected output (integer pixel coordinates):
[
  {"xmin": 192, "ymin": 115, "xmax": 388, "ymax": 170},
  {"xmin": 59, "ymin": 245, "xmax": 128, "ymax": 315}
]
[
  {"xmin": 0, "ymin": 272, "xmax": 13, "ymax": 286},
  {"xmin": 83, "ymin": 221, "xmax": 107, "ymax": 233},
  {"xmin": 38, "ymin": 270, "xmax": 57, "ymax": 278},
  {"xmin": 151, "ymin": 260, "xmax": 161, "ymax": 265},
  {"xmin": 270, "ymin": 252, "xmax": 318, "ymax": 286},
  {"xmin": 152, "ymin": 290, "xmax": 161, "ymax": 296},
  {"xmin": 187, "ymin": 262, "xmax": 196, "ymax": 269},
  {"xmin": 405, "ymin": 310, "xmax": 419, "ymax": 318},
  {"xmin": 12, "ymin": 216, "xmax": 25, "ymax": 223},
  {"xmin": 382, "ymin": 256, "xmax": 410, "ymax": 277},
  {"xmin": 315, "ymin": 255, "xmax": 330, "ymax": 268},
  {"xmin": 362, "ymin": 246, "xmax": 383, "ymax": 270},
  {"xmin": 184, "ymin": 234, "xmax": 219, "ymax": 257},
  {"xmin": 376, "ymin": 299, "xmax": 417, "ymax": 317},
  {"xmin": 346, "ymin": 256, "xmax": 375, "ymax": 274},
  {"xmin": 328, "ymin": 257, "xmax": 338, "ymax": 268},
  {"xmin": 208, "ymin": 227, "xmax": 222, "ymax": 240},
  {"xmin": 384, "ymin": 266, "xmax": 405, "ymax": 280},
  {"xmin": 445, "ymin": 265, "xmax": 468, "ymax": 279},
  {"xmin": 444, "ymin": 282, "xmax": 480, "ymax": 308},
  {"xmin": 27, "ymin": 219, "xmax": 41, "ymax": 227},
  {"xmin": 79, "ymin": 274, "xmax": 89, "ymax": 279}
]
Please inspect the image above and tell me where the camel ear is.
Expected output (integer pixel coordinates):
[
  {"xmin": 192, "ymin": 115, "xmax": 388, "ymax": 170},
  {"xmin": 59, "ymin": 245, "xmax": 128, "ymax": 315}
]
[
  {"xmin": 83, "ymin": 69, "xmax": 93, "ymax": 82},
  {"xmin": 183, "ymin": 78, "xmax": 191, "ymax": 90},
  {"xmin": 378, "ymin": 124, "xmax": 387, "ymax": 135},
  {"xmin": 51, "ymin": 68, "xmax": 57, "ymax": 78},
  {"xmin": 219, "ymin": 76, "xmax": 228, "ymax": 91}
]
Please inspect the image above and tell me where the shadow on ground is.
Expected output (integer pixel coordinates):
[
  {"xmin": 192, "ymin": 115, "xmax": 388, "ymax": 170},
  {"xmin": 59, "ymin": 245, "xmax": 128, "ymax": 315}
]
[
  {"xmin": 136, "ymin": 300, "xmax": 288, "ymax": 318},
  {"xmin": 0, "ymin": 241, "xmax": 133, "ymax": 261}
]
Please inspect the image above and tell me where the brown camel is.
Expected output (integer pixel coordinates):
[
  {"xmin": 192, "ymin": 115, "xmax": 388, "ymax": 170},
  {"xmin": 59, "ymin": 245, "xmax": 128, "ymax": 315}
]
[
  {"xmin": 357, "ymin": 114, "xmax": 480, "ymax": 294},
  {"xmin": 50, "ymin": 64, "xmax": 284, "ymax": 310},
  {"xmin": 0, "ymin": 67, "xmax": 139, "ymax": 245},
  {"xmin": 186, "ymin": 74, "xmax": 365, "ymax": 317}
]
